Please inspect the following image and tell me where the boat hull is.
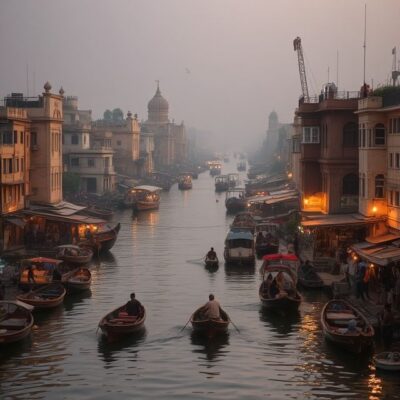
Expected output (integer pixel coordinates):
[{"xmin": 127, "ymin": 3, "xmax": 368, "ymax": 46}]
[
  {"xmin": 259, "ymin": 294, "xmax": 301, "ymax": 311},
  {"xmin": 17, "ymin": 284, "xmax": 66, "ymax": 309},
  {"xmin": 190, "ymin": 306, "xmax": 230, "ymax": 337},
  {"xmin": 374, "ymin": 352, "xmax": 400, "ymax": 371},
  {"xmin": 321, "ymin": 300, "xmax": 374, "ymax": 353},
  {"xmin": 0, "ymin": 302, "xmax": 34, "ymax": 344},
  {"xmin": 133, "ymin": 201, "xmax": 160, "ymax": 211},
  {"xmin": 66, "ymin": 269, "xmax": 92, "ymax": 292}
]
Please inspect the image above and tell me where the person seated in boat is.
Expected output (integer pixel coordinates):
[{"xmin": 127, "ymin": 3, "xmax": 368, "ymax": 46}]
[
  {"xmin": 27, "ymin": 265, "xmax": 35, "ymax": 284},
  {"xmin": 206, "ymin": 247, "xmax": 217, "ymax": 260},
  {"xmin": 125, "ymin": 292, "xmax": 143, "ymax": 318},
  {"xmin": 269, "ymin": 278, "xmax": 279, "ymax": 299},
  {"xmin": 203, "ymin": 294, "xmax": 221, "ymax": 320},
  {"xmin": 256, "ymin": 231, "xmax": 264, "ymax": 244},
  {"xmin": 346, "ymin": 319, "xmax": 357, "ymax": 333},
  {"xmin": 262, "ymin": 274, "xmax": 273, "ymax": 295},
  {"xmin": 302, "ymin": 260, "xmax": 313, "ymax": 275}
]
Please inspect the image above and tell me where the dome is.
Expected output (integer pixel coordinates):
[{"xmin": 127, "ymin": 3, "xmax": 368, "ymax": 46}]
[
  {"xmin": 147, "ymin": 83, "xmax": 169, "ymax": 123},
  {"xmin": 148, "ymin": 84, "xmax": 169, "ymax": 112}
]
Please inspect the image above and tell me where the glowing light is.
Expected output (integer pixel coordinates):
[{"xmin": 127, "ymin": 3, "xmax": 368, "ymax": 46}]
[
  {"xmin": 304, "ymin": 198, "xmax": 309, "ymax": 205},
  {"xmin": 372, "ymin": 206, "xmax": 377, "ymax": 214},
  {"xmin": 287, "ymin": 172, "xmax": 293, "ymax": 179}
]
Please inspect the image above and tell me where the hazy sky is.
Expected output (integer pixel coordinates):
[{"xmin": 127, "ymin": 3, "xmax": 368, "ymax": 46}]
[{"xmin": 1, "ymin": 0, "xmax": 399, "ymax": 147}]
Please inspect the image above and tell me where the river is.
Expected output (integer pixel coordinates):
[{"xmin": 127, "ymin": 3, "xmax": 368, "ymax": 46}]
[{"xmin": 0, "ymin": 161, "xmax": 398, "ymax": 399}]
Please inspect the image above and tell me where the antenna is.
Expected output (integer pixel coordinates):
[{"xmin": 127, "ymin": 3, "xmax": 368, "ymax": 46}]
[
  {"xmin": 363, "ymin": 4, "xmax": 367, "ymax": 85},
  {"xmin": 26, "ymin": 64, "xmax": 30, "ymax": 97},
  {"xmin": 392, "ymin": 46, "xmax": 400, "ymax": 86},
  {"xmin": 336, "ymin": 50, "xmax": 339, "ymax": 90}
]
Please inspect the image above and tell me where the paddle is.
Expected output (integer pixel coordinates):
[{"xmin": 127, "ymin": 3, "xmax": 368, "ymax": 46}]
[
  {"xmin": 180, "ymin": 315, "xmax": 192, "ymax": 332},
  {"xmin": 229, "ymin": 318, "xmax": 240, "ymax": 333}
]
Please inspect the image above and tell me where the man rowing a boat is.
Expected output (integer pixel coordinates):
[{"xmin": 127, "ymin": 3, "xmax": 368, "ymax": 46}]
[
  {"xmin": 203, "ymin": 294, "xmax": 221, "ymax": 320},
  {"xmin": 125, "ymin": 293, "xmax": 142, "ymax": 318},
  {"xmin": 206, "ymin": 247, "xmax": 217, "ymax": 260}
]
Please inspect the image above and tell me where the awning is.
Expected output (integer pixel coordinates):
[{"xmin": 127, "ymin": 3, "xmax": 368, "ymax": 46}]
[
  {"xmin": 302, "ymin": 214, "xmax": 384, "ymax": 228},
  {"xmin": 23, "ymin": 210, "xmax": 105, "ymax": 225},
  {"xmin": 29, "ymin": 201, "xmax": 87, "ymax": 216},
  {"xmin": 225, "ymin": 230, "xmax": 254, "ymax": 241},
  {"xmin": 351, "ymin": 242, "xmax": 400, "ymax": 266},
  {"xmin": 5, "ymin": 217, "xmax": 26, "ymax": 229},
  {"xmin": 366, "ymin": 233, "xmax": 400, "ymax": 244}
]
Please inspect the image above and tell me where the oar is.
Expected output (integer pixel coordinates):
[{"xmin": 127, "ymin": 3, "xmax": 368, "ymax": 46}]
[
  {"xmin": 229, "ymin": 318, "xmax": 240, "ymax": 333},
  {"xmin": 180, "ymin": 315, "xmax": 192, "ymax": 332}
]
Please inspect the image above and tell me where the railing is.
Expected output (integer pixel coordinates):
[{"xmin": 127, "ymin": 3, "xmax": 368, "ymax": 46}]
[
  {"xmin": 299, "ymin": 91, "xmax": 361, "ymax": 104},
  {"xmin": 1, "ymin": 172, "xmax": 25, "ymax": 184}
]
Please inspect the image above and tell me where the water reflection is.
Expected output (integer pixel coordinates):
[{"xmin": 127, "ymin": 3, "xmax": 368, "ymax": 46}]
[
  {"xmin": 259, "ymin": 308, "xmax": 301, "ymax": 336},
  {"xmin": 63, "ymin": 290, "xmax": 92, "ymax": 312},
  {"xmin": 97, "ymin": 329, "xmax": 147, "ymax": 367},
  {"xmin": 191, "ymin": 331, "xmax": 229, "ymax": 367},
  {"xmin": 224, "ymin": 264, "xmax": 255, "ymax": 279}
]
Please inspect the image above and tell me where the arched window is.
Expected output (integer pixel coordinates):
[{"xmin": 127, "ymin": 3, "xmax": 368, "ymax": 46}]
[
  {"xmin": 343, "ymin": 122, "xmax": 358, "ymax": 147},
  {"xmin": 71, "ymin": 134, "xmax": 79, "ymax": 145},
  {"xmin": 343, "ymin": 174, "xmax": 359, "ymax": 196},
  {"xmin": 375, "ymin": 174, "xmax": 385, "ymax": 198},
  {"xmin": 374, "ymin": 123, "xmax": 385, "ymax": 146}
]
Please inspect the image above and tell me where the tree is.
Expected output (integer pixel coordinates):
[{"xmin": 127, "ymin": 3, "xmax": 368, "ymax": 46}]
[
  {"xmin": 103, "ymin": 109, "xmax": 112, "ymax": 121},
  {"xmin": 112, "ymin": 108, "xmax": 124, "ymax": 121}
]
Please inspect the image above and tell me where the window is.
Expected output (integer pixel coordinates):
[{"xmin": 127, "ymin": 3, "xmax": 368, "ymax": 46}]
[
  {"xmin": 375, "ymin": 174, "xmax": 385, "ymax": 198},
  {"xmin": 88, "ymin": 159, "xmax": 95, "ymax": 167},
  {"xmin": 359, "ymin": 123, "xmax": 366, "ymax": 147},
  {"xmin": 360, "ymin": 174, "xmax": 365, "ymax": 198},
  {"xmin": 292, "ymin": 136, "xmax": 300, "ymax": 153},
  {"xmin": 71, "ymin": 134, "xmax": 79, "ymax": 145},
  {"xmin": 13, "ymin": 130, "xmax": 18, "ymax": 144},
  {"xmin": 396, "ymin": 153, "xmax": 400, "ymax": 169},
  {"xmin": 20, "ymin": 131, "xmax": 24, "ymax": 143},
  {"xmin": 21, "ymin": 158, "xmax": 24, "ymax": 171},
  {"xmin": 15, "ymin": 158, "xmax": 19, "ymax": 172},
  {"xmin": 343, "ymin": 122, "xmax": 358, "ymax": 147},
  {"xmin": 1, "ymin": 131, "xmax": 13, "ymax": 144},
  {"xmin": 396, "ymin": 191, "xmax": 400, "ymax": 206},
  {"xmin": 71, "ymin": 158, "xmax": 79, "ymax": 167},
  {"xmin": 374, "ymin": 123, "xmax": 385, "ymax": 145},
  {"xmin": 8, "ymin": 159, "xmax": 12, "ymax": 173},
  {"xmin": 389, "ymin": 153, "xmax": 393, "ymax": 168},
  {"xmin": 302, "ymin": 127, "xmax": 320, "ymax": 143},
  {"xmin": 343, "ymin": 174, "xmax": 359, "ymax": 196},
  {"xmin": 84, "ymin": 135, "xmax": 87, "ymax": 145},
  {"xmin": 31, "ymin": 132, "xmax": 37, "ymax": 146}
]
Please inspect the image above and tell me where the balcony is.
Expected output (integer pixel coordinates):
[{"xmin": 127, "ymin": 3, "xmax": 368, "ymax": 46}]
[
  {"xmin": 0, "ymin": 107, "xmax": 28, "ymax": 119},
  {"xmin": 358, "ymin": 96, "xmax": 383, "ymax": 111},
  {"xmin": 1, "ymin": 172, "xmax": 25, "ymax": 184}
]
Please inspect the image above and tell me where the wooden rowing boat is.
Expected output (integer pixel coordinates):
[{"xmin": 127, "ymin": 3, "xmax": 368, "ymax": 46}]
[
  {"xmin": 98, "ymin": 304, "xmax": 146, "ymax": 341},
  {"xmin": 190, "ymin": 306, "xmax": 230, "ymax": 336},
  {"xmin": 64, "ymin": 268, "xmax": 91, "ymax": 292},
  {"xmin": 0, "ymin": 301, "xmax": 34, "ymax": 344},
  {"xmin": 56, "ymin": 245, "xmax": 93, "ymax": 265},
  {"xmin": 84, "ymin": 206, "xmax": 114, "ymax": 220},
  {"xmin": 374, "ymin": 352, "xmax": 400, "ymax": 371},
  {"xmin": 259, "ymin": 264, "xmax": 301, "ymax": 312},
  {"xmin": 205, "ymin": 257, "xmax": 219, "ymax": 269},
  {"xmin": 298, "ymin": 264, "xmax": 324, "ymax": 289},
  {"xmin": 321, "ymin": 300, "xmax": 374, "ymax": 353},
  {"xmin": 16, "ymin": 283, "xmax": 66, "ymax": 309}
]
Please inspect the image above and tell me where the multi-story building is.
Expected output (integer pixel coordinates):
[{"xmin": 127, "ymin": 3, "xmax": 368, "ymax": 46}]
[
  {"xmin": 0, "ymin": 82, "xmax": 63, "ymax": 250},
  {"xmin": 293, "ymin": 84, "xmax": 384, "ymax": 262},
  {"xmin": 93, "ymin": 112, "xmax": 141, "ymax": 177},
  {"xmin": 63, "ymin": 96, "xmax": 116, "ymax": 194},
  {"xmin": 141, "ymin": 83, "xmax": 187, "ymax": 169}
]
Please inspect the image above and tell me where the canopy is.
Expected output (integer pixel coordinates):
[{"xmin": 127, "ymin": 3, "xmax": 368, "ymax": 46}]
[
  {"xmin": 133, "ymin": 185, "xmax": 162, "ymax": 192},
  {"xmin": 263, "ymin": 253, "xmax": 299, "ymax": 262},
  {"xmin": 26, "ymin": 257, "xmax": 62, "ymax": 265},
  {"xmin": 56, "ymin": 245, "xmax": 82, "ymax": 250},
  {"xmin": 225, "ymin": 230, "xmax": 254, "ymax": 241}
]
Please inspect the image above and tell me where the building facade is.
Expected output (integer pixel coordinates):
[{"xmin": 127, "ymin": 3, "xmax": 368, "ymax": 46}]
[
  {"xmin": 141, "ymin": 83, "xmax": 187, "ymax": 169},
  {"xmin": 63, "ymin": 96, "xmax": 116, "ymax": 194}
]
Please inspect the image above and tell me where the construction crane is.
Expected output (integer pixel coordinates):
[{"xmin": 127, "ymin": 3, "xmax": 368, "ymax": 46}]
[{"xmin": 293, "ymin": 36, "xmax": 310, "ymax": 102}]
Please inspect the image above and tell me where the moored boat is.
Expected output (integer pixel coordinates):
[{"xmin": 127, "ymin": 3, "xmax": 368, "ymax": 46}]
[
  {"xmin": 224, "ymin": 230, "xmax": 255, "ymax": 266},
  {"xmin": 374, "ymin": 352, "xmax": 400, "ymax": 371},
  {"xmin": 0, "ymin": 301, "xmax": 34, "ymax": 344},
  {"xmin": 190, "ymin": 306, "xmax": 230, "ymax": 336},
  {"xmin": 210, "ymin": 162, "xmax": 222, "ymax": 176},
  {"xmin": 255, "ymin": 223, "xmax": 279, "ymax": 258},
  {"xmin": 125, "ymin": 185, "xmax": 162, "ymax": 211},
  {"xmin": 79, "ymin": 223, "xmax": 121, "ymax": 253},
  {"xmin": 19, "ymin": 257, "xmax": 63, "ymax": 289},
  {"xmin": 56, "ymin": 245, "xmax": 93, "ymax": 265},
  {"xmin": 261, "ymin": 253, "xmax": 300, "ymax": 284},
  {"xmin": 225, "ymin": 189, "xmax": 246, "ymax": 213},
  {"xmin": 64, "ymin": 268, "xmax": 91, "ymax": 292},
  {"xmin": 259, "ymin": 264, "xmax": 301, "ymax": 312},
  {"xmin": 98, "ymin": 303, "xmax": 146, "ymax": 340},
  {"xmin": 298, "ymin": 262, "xmax": 324, "ymax": 289},
  {"xmin": 230, "ymin": 212, "xmax": 256, "ymax": 234},
  {"xmin": 321, "ymin": 299, "xmax": 374, "ymax": 353},
  {"xmin": 215, "ymin": 175, "xmax": 229, "ymax": 192},
  {"xmin": 17, "ymin": 283, "xmax": 66, "ymax": 309}
]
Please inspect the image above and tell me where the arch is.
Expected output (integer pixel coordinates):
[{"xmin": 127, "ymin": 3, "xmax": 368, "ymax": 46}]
[
  {"xmin": 71, "ymin": 134, "xmax": 79, "ymax": 145},
  {"xmin": 374, "ymin": 123, "xmax": 385, "ymax": 146},
  {"xmin": 343, "ymin": 122, "xmax": 358, "ymax": 147},
  {"xmin": 375, "ymin": 174, "xmax": 385, "ymax": 198},
  {"xmin": 343, "ymin": 173, "xmax": 359, "ymax": 196}
]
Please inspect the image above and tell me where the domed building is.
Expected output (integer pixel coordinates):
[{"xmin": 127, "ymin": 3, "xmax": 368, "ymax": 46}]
[{"xmin": 142, "ymin": 83, "xmax": 187, "ymax": 168}]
